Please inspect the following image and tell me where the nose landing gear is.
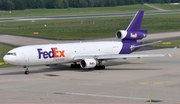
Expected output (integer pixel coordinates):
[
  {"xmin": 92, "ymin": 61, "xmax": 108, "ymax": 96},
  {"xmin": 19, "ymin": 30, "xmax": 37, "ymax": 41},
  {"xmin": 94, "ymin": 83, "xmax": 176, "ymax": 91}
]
[{"xmin": 24, "ymin": 66, "xmax": 30, "ymax": 75}]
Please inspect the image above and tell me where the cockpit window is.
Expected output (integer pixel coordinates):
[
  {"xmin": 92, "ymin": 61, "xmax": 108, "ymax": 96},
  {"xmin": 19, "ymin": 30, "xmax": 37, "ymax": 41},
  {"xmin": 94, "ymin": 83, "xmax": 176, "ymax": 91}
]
[{"xmin": 6, "ymin": 52, "xmax": 16, "ymax": 56}]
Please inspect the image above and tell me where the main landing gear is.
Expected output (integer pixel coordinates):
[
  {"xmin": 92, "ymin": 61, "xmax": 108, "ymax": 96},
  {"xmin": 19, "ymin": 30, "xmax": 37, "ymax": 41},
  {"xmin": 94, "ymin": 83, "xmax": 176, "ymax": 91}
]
[
  {"xmin": 70, "ymin": 61, "xmax": 106, "ymax": 70},
  {"xmin": 95, "ymin": 60, "xmax": 105, "ymax": 70},
  {"xmin": 70, "ymin": 62, "xmax": 81, "ymax": 68},
  {"xmin": 24, "ymin": 66, "xmax": 30, "ymax": 75},
  {"xmin": 94, "ymin": 65, "xmax": 105, "ymax": 70}
]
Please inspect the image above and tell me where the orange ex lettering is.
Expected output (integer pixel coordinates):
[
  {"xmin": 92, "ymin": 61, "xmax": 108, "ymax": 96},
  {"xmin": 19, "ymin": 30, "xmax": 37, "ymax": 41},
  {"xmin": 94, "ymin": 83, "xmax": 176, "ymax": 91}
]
[
  {"xmin": 52, "ymin": 48, "xmax": 65, "ymax": 58},
  {"xmin": 37, "ymin": 47, "xmax": 65, "ymax": 59}
]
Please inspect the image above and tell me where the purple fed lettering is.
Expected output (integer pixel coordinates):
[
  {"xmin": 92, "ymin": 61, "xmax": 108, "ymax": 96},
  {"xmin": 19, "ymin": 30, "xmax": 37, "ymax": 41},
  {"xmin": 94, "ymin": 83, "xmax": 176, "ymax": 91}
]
[{"xmin": 37, "ymin": 48, "xmax": 54, "ymax": 59}]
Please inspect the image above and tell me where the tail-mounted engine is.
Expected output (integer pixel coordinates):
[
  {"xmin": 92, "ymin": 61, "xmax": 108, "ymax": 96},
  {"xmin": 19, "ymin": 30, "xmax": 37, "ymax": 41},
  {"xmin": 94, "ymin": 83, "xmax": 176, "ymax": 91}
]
[{"xmin": 116, "ymin": 30, "xmax": 147, "ymax": 40}]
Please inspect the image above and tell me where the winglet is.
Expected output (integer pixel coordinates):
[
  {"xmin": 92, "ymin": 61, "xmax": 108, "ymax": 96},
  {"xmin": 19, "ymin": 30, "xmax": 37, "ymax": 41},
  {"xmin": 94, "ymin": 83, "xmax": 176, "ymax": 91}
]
[{"xmin": 167, "ymin": 47, "xmax": 177, "ymax": 57}]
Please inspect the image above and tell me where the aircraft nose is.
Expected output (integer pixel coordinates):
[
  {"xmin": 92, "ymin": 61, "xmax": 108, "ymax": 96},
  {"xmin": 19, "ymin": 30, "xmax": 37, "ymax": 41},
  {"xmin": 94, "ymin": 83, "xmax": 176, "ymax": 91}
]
[
  {"xmin": 3, "ymin": 55, "xmax": 18, "ymax": 65},
  {"xmin": 3, "ymin": 55, "xmax": 8, "ymax": 62},
  {"xmin": 3, "ymin": 55, "xmax": 10, "ymax": 63}
]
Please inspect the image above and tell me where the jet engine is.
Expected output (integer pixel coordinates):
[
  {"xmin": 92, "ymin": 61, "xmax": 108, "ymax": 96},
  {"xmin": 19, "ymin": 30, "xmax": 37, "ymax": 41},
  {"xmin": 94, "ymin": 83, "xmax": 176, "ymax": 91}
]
[
  {"xmin": 116, "ymin": 30, "xmax": 147, "ymax": 40},
  {"xmin": 80, "ymin": 59, "xmax": 97, "ymax": 69}
]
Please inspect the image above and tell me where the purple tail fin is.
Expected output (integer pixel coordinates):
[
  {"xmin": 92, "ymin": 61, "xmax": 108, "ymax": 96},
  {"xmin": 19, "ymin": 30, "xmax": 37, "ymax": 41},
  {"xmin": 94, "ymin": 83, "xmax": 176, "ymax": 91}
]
[
  {"xmin": 126, "ymin": 10, "xmax": 147, "ymax": 34},
  {"xmin": 119, "ymin": 10, "xmax": 148, "ymax": 54}
]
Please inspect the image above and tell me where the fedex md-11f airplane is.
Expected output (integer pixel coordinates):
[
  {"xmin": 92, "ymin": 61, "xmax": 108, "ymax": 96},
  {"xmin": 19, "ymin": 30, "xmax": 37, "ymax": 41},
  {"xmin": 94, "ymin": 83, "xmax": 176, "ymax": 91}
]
[{"xmin": 3, "ymin": 10, "xmax": 173, "ymax": 75}]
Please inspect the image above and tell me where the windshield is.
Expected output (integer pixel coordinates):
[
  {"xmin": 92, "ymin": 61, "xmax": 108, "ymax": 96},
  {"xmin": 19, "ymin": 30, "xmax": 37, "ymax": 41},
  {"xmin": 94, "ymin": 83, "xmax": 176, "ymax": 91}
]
[{"xmin": 6, "ymin": 52, "xmax": 17, "ymax": 56}]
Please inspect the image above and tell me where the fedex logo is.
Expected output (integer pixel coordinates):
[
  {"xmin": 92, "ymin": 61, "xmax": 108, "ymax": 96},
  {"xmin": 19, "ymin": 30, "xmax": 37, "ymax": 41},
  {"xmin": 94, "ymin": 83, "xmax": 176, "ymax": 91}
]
[
  {"xmin": 89, "ymin": 62, "xmax": 95, "ymax": 65},
  {"xmin": 130, "ymin": 33, "xmax": 138, "ymax": 38},
  {"xmin": 37, "ymin": 47, "xmax": 65, "ymax": 59}
]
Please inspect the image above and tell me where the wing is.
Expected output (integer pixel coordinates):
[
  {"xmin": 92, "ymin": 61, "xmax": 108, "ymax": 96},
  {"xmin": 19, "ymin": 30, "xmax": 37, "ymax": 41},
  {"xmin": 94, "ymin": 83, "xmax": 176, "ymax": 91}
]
[
  {"xmin": 74, "ymin": 53, "xmax": 166, "ymax": 60},
  {"xmin": 74, "ymin": 47, "xmax": 176, "ymax": 61}
]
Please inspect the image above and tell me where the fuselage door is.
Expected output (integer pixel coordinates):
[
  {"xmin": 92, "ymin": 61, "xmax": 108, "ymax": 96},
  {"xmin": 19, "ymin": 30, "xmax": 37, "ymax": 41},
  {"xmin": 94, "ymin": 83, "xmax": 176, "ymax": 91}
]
[{"xmin": 19, "ymin": 52, "xmax": 28, "ymax": 65}]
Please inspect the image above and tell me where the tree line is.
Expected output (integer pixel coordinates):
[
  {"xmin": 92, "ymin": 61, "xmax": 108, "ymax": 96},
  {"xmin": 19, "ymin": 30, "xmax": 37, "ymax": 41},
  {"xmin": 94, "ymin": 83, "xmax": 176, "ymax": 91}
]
[{"xmin": 0, "ymin": 0, "xmax": 179, "ymax": 10}]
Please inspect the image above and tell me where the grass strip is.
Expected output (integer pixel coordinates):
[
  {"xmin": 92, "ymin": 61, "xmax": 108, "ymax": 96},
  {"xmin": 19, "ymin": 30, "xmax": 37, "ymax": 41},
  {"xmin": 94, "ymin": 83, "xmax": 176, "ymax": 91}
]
[
  {"xmin": 150, "ymin": 40, "xmax": 180, "ymax": 47},
  {"xmin": 152, "ymin": 4, "xmax": 180, "ymax": 10},
  {"xmin": 0, "ymin": 44, "xmax": 14, "ymax": 68},
  {"xmin": 1, "ymin": 13, "xmax": 180, "ymax": 40},
  {"xmin": 0, "ymin": 5, "xmax": 155, "ymax": 18}
]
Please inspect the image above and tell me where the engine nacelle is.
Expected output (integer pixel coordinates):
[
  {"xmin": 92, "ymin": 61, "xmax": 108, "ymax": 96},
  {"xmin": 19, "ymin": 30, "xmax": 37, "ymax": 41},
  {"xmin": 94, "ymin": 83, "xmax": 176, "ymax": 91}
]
[
  {"xmin": 80, "ymin": 59, "xmax": 97, "ymax": 69},
  {"xmin": 116, "ymin": 30, "xmax": 147, "ymax": 40}
]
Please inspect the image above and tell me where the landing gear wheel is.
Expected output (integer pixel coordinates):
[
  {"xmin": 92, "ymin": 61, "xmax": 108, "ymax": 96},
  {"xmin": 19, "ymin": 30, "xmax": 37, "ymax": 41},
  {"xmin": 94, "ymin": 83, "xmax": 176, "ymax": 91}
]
[
  {"xmin": 24, "ymin": 66, "xmax": 30, "ymax": 75},
  {"xmin": 25, "ymin": 71, "xmax": 30, "ymax": 75},
  {"xmin": 94, "ymin": 65, "xmax": 105, "ymax": 70},
  {"xmin": 70, "ymin": 64, "xmax": 75, "ymax": 68},
  {"xmin": 94, "ymin": 65, "xmax": 99, "ymax": 69},
  {"xmin": 101, "ymin": 65, "xmax": 105, "ymax": 69},
  {"xmin": 70, "ymin": 63, "xmax": 80, "ymax": 68}
]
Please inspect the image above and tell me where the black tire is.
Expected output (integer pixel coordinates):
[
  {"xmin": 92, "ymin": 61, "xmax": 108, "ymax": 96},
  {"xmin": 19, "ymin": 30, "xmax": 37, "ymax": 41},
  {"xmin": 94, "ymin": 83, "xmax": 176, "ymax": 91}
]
[
  {"xmin": 94, "ymin": 65, "xmax": 97, "ymax": 69},
  {"xmin": 101, "ymin": 65, "xmax": 105, "ymax": 69},
  {"xmin": 77, "ymin": 64, "xmax": 81, "ymax": 68},
  {"xmin": 94, "ymin": 65, "xmax": 105, "ymax": 70},
  {"xmin": 71, "ymin": 64, "xmax": 81, "ymax": 68},
  {"xmin": 25, "ymin": 71, "xmax": 30, "ymax": 75},
  {"xmin": 70, "ymin": 64, "xmax": 75, "ymax": 68}
]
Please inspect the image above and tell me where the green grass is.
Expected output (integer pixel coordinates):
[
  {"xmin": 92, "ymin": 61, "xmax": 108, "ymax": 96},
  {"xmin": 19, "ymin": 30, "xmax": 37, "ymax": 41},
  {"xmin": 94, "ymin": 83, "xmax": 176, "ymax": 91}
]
[
  {"xmin": 152, "ymin": 4, "xmax": 180, "ymax": 10},
  {"xmin": 142, "ymin": 14, "xmax": 180, "ymax": 33},
  {"xmin": 1, "ymin": 13, "xmax": 180, "ymax": 40},
  {"xmin": 0, "ymin": 44, "xmax": 14, "ymax": 68},
  {"xmin": 0, "ymin": 5, "xmax": 155, "ymax": 18},
  {"xmin": 151, "ymin": 40, "xmax": 180, "ymax": 47}
]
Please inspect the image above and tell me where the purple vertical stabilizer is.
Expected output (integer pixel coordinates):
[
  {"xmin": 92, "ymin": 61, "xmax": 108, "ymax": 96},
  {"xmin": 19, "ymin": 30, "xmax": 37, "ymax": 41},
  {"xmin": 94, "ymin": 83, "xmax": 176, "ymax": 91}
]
[
  {"xmin": 126, "ymin": 10, "xmax": 147, "ymax": 34},
  {"xmin": 119, "ymin": 10, "xmax": 148, "ymax": 54}
]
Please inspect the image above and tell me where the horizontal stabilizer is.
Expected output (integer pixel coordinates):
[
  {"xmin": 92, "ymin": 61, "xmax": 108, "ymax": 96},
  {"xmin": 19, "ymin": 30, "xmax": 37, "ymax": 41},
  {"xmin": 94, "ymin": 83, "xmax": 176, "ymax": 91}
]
[{"xmin": 130, "ymin": 41, "xmax": 162, "ymax": 50}]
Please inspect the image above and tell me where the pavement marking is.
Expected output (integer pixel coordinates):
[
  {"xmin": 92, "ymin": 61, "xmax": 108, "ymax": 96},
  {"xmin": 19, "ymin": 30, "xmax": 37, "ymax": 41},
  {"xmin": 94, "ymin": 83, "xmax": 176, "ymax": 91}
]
[
  {"xmin": 54, "ymin": 92, "xmax": 149, "ymax": 100},
  {"xmin": 54, "ymin": 92, "xmax": 179, "ymax": 103},
  {"xmin": 139, "ymin": 82, "xmax": 150, "ymax": 85},
  {"xmin": 0, "ymin": 62, "xmax": 8, "ymax": 65},
  {"xmin": 139, "ymin": 82, "xmax": 164, "ymax": 85},
  {"xmin": 153, "ymin": 82, "xmax": 164, "ymax": 85}
]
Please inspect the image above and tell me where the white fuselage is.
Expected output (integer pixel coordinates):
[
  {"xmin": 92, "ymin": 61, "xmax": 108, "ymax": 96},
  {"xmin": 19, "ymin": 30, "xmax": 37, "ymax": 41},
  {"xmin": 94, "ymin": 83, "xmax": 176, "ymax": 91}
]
[{"xmin": 4, "ymin": 41, "xmax": 123, "ymax": 66}]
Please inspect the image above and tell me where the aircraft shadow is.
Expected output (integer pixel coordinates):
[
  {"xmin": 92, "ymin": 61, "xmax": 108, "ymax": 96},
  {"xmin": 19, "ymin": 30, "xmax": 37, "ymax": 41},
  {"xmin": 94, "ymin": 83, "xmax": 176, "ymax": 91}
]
[
  {"xmin": 105, "ymin": 67, "xmax": 162, "ymax": 71},
  {"xmin": 0, "ymin": 68, "xmax": 62, "ymax": 75},
  {"xmin": 0, "ymin": 61, "xmax": 162, "ymax": 75}
]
